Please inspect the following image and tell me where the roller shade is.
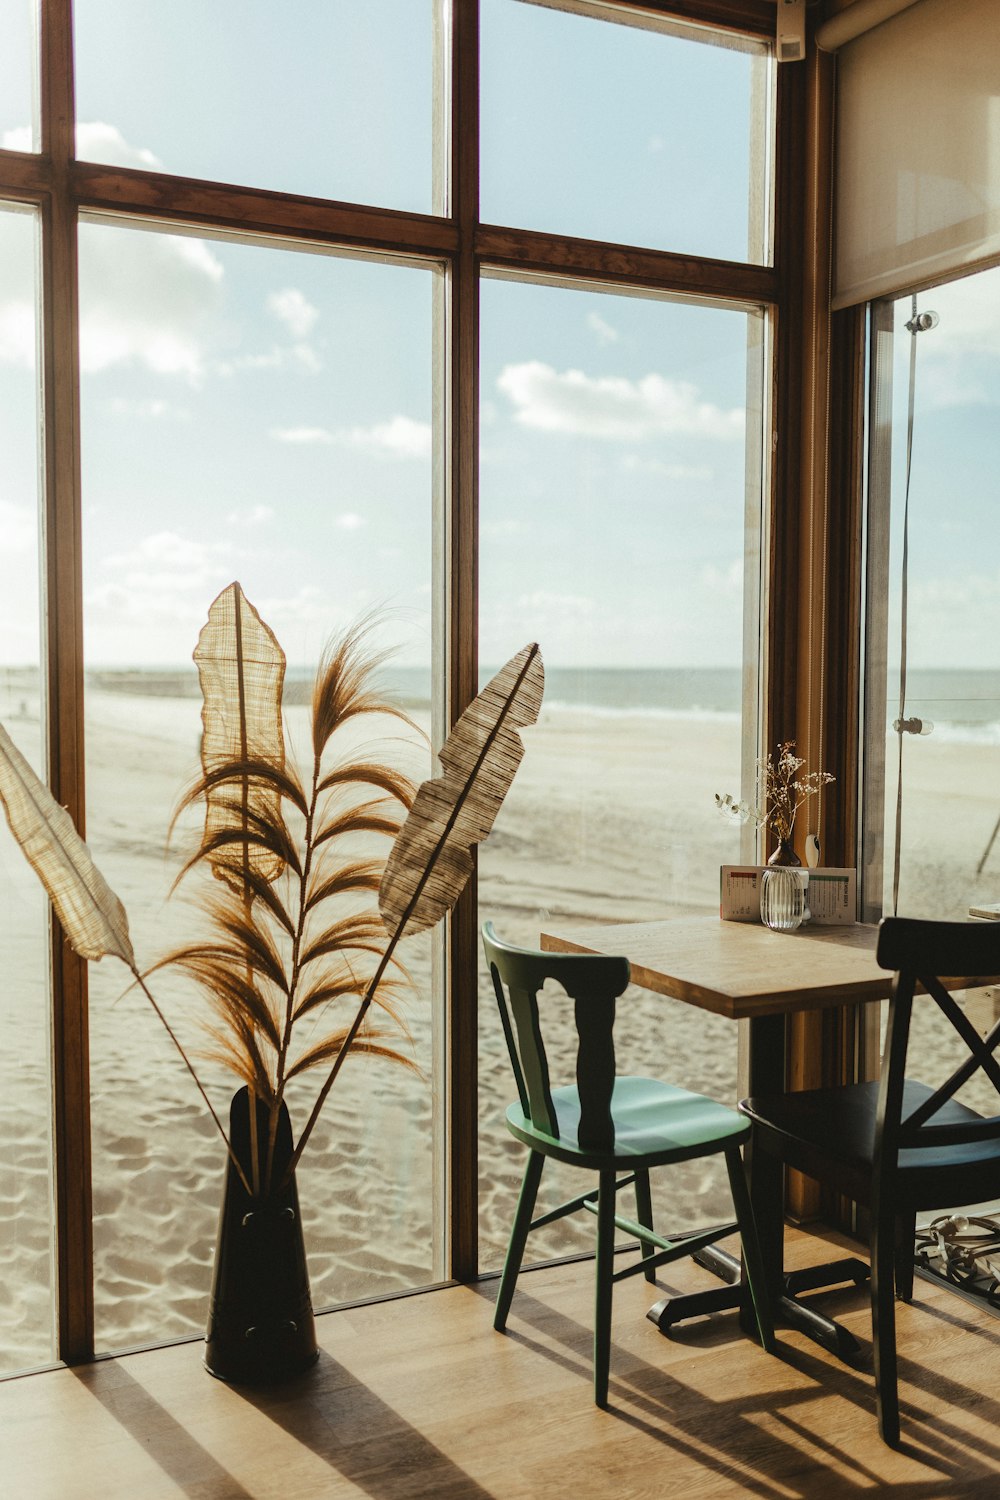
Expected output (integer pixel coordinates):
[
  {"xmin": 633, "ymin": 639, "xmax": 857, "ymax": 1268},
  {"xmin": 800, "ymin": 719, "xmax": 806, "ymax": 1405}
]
[{"xmin": 833, "ymin": 0, "xmax": 1000, "ymax": 309}]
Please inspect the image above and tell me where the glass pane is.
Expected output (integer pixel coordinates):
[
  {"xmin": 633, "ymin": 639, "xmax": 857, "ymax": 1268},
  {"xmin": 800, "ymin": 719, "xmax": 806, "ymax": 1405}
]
[
  {"xmin": 0, "ymin": 1, "xmax": 37, "ymax": 151},
  {"xmin": 78, "ymin": 221, "xmax": 438, "ymax": 1352},
  {"xmin": 865, "ymin": 267, "xmax": 1000, "ymax": 1127},
  {"xmin": 477, "ymin": 276, "xmax": 762, "ymax": 1268},
  {"xmin": 867, "ymin": 268, "xmax": 1000, "ymax": 923},
  {"xmin": 0, "ymin": 202, "xmax": 53, "ymax": 1372},
  {"xmin": 481, "ymin": 0, "xmax": 769, "ymax": 262},
  {"xmin": 74, "ymin": 0, "xmax": 436, "ymax": 213}
]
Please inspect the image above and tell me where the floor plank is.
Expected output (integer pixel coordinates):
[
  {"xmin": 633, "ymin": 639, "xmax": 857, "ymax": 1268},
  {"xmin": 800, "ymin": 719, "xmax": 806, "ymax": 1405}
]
[{"xmin": 6, "ymin": 1227, "xmax": 1000, "ymax": 1498}]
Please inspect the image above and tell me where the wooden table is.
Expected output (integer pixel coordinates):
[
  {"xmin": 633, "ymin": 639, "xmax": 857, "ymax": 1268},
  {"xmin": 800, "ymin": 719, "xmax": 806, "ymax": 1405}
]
[{"xmin": 540, "ymin": 915, "xmax": 891, "ymax": 1358}]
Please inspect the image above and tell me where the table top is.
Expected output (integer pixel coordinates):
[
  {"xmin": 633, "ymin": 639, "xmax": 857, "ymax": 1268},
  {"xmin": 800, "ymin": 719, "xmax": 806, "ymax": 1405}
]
[{"xmin": 540, "ymin": 915, "xmax": 889, "ymax": 1020}]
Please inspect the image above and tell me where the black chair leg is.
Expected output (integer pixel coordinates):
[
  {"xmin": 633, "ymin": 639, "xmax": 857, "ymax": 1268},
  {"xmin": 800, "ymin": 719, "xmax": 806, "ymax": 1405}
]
[
  {"xmin": 495, "ymin": 1150, "xmax": 545, "ymax": 1333},
  {"xmin": 872, "ymin": 1208, "xmax": 902, "ymax": 1447},
  {"xmin": 634, "ymin": 1168, "xmax": 657, "ymax": 1283},
  {"xmin": 725, "ymin": 1144, "xmax": 775, "ymax": 1352},
  {"xmin": 894, "ymin": 1210, "xmax": 916, "ymax": 1303},
  {"xmin": 594, "ymin": 1167, "xmax": 617, "ymax": 1407}
]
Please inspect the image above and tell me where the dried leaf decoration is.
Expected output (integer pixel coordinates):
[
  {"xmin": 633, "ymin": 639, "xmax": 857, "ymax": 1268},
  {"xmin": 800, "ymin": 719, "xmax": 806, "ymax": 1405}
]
[
  {"xmin": 0, "ymin": 720, "xmax": 250, "ymax": 1189},
  {"xmin": 379, "ymin": 642, "xmax": 545, "ymax": 939},
  {"xmin": 157, "ymin": 611, "xmax": 420, "ymax": 1191},
  {"xmin": 285, "ymin": 642, "xmax": 544, "ymax": 1180},
  {"xmin": 194, "ymin": 581, "xmax": 286, "ymax": 890},
  {"xmin": 0, "ymin": 721, "xmax": 134, "ymax": 966}
]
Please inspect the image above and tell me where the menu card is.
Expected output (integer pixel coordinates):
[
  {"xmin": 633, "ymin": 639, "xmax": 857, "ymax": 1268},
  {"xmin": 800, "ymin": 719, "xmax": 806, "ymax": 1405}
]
[{"xmin": 720, "ymin": 865, "xmax": 856, "ymax": 925}]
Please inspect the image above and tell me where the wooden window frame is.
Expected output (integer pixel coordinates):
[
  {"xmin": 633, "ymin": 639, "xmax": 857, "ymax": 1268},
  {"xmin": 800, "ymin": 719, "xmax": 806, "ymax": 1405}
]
[{"xmin": 0, "ymin": 0, "xmax": 826, "ymax": 1364}]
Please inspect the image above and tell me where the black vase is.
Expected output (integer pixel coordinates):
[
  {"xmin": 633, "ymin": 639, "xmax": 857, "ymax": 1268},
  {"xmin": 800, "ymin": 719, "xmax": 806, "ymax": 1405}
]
[{"xmin": 204, "ymin": 1087, "xmax": 319, "ymax": 1383}]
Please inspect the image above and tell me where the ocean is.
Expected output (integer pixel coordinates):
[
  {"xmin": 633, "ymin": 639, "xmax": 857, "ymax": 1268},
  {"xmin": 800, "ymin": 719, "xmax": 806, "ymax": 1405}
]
[{"xmin": 4, "ymin": 664, "xmax": 1000, "ymax": 740}]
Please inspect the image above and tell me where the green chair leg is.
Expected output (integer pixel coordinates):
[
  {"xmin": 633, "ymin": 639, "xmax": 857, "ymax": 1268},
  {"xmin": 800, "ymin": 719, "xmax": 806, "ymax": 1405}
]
[
  {"xmin": 634, "ymin": 1168, "xmax": 657, "ymax": 1284},
  {"xmin": 725, "ymin": 1145, "xmax": 775, "ymax": 1353},
  {"xmin": 593, "ymin": 1167, "xmax": 617, "ymax": 1407},
  {"xmin": 495, "ymin": 1150, "xmax": 545, "ymax": 1332}
]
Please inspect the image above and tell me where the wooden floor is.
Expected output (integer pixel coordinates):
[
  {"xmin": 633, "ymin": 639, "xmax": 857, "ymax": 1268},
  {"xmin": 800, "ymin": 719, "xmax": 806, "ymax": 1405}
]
[{"xmin": 6, "ymin": 1226, "xmax": 1000, "ymax": 1498}]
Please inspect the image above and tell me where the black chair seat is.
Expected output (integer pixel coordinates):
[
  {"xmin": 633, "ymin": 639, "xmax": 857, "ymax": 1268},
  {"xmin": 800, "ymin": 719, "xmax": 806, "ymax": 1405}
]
[{"xmin": 743, "ymin": 1080, "xmax": 1000, "ymax": 1209}]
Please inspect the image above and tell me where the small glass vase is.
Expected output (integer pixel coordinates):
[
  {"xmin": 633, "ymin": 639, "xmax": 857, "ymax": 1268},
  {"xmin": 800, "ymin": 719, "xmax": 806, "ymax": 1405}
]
[{"xmin": 761, "ymin": 840, "xmax": 809, "ymax": 932}]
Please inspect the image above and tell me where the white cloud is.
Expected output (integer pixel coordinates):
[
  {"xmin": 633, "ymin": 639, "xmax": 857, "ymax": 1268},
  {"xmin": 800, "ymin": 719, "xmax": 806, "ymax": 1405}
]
[
  {"xmin": 219, "ymin": 342, "xmax": 321, "ymax": 375},
  {"xmin": 1, "ymin": 126, "xmax": 32, "ymax": 153},
  {"xmin": 226, "ymin": 504, "xmax": 274, "ymax": 526},
  {"xmin": 497, "ymin": 361, "xmax": 744, "ymax": 441},
  {"xmin": 267, "ymin": 288, "xmax": 319, "ymax": 340},
  {"xmin": 76, "ymin": 122, "xmax": 163, "ymax": 170},
  {"xmin": 648, "ymin": 134, "xmax": 666, "ymax": 154},
  {"xmin": 336, "ymin": 512, "xmax": 365, "ymax": 530},
  {"xmin": 79, "ymin": 226, "xmax": 224, "ymax": 381},
  {"xmin": 700, "ymin": 559, "xmax": 743, "ymax": 595},
  {"xmin": 351, "ymin": 416, "xmax": 432, "ymax": 458},
  {"xmin": 96, "ymin": 530, "xmax": 229, "ymax": 604},
  {"xmin": 0, "ymin": 168, "xmax": 225, "ymax": 379},
  {"xmin": 587, "ymin": 312, "xmax": 619, "ymax": 346},
  {"xmin": 270, "ymin": 415, "xmax": 432, "ymax": 459}
]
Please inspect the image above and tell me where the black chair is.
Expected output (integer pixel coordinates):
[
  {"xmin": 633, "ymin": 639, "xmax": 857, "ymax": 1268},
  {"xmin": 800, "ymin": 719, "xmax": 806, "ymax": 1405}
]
[
  {"xmin": 483, "ymin": 922, "xmax": 774, "ymax": 1406},
  {"xmin": 740, "ymin": 915, "xmax": 1000, "ymax": 1446}
]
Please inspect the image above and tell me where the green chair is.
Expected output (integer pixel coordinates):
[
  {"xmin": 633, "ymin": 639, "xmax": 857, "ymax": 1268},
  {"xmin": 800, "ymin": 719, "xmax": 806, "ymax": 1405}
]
[{"xmin": 483, "ymin": 922, "xmax": 774, "ymax": 1406}]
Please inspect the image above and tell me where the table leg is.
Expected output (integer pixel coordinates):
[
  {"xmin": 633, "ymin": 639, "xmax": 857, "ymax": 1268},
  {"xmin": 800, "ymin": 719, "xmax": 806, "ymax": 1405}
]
[{"xmin": 649, "ymin": 1011, "xmax": 870, "ymax": 1360}]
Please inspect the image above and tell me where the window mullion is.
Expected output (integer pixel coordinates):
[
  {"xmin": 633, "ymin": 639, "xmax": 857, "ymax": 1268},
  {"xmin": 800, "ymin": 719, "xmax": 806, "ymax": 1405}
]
[{"xmin": 40, "ymin": 0, "xmax": 93, "ymax": 1365}]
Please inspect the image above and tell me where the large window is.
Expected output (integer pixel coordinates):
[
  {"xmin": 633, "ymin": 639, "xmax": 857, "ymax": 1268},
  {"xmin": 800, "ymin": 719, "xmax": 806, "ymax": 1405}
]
[
  {"xmin": 477, "ymin": 276, "xmax": 764, "ymax": 1265},
  {"xmin": 0, "ymin": 0, "xmax": 777, "ymax": 1372},
  {"xmin": 74, "ymin": 1, "xmax": 438, "ymax": 212},
  {"xmin": 78, "ymin": 223, "xmax": 437, "ymax": 1348},
  {"xmin": 863, "ymin": 266, "xmax": 1000, "ymax": 924}
]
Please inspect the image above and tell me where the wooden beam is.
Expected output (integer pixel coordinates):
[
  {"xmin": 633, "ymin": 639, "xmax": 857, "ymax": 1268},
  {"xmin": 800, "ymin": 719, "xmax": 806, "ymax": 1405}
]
[
  {"xmin": 447, "ymin": 0, "xmax": 481, "ymax": 1286},
  {"xmin": 69, "ymin": 162, "xmax": 459, "ymax": 260},
  {"xmin": 477, "ymin": 225, "xmax": 778, "ymax": 306},
  {"xmin": 40, "ymin": 0, "xmax": 93, "ymax": 1365}
]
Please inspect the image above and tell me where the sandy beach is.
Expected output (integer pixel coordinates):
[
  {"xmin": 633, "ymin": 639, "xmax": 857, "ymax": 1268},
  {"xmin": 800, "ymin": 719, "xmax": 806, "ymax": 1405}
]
[{"xmin": 3, "ymin": 681, "xmax": 1000, "ymax": 1372}]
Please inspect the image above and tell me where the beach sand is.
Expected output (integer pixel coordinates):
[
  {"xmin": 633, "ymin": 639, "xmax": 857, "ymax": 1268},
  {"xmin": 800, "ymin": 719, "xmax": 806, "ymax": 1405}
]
[{"xmin": 3, "ymin": 687, "xmax": 1000, "ymax": 1371}]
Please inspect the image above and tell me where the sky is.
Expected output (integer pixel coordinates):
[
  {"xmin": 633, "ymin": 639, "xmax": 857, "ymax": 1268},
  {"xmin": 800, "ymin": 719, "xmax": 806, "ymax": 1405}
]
[{"xmin": 2, "ymin": 0, "xmax": 997, "ymax": 677}]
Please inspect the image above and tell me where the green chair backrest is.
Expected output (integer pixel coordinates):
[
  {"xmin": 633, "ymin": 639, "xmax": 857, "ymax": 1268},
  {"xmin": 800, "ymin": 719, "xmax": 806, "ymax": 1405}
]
[{"xmin": 482, "ymin": 922, "xmax": 631, "ymax": 1151}]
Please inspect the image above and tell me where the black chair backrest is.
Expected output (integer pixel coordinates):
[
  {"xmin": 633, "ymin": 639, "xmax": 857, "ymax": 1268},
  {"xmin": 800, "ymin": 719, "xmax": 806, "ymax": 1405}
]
[
  {"xmin": 876, "ymin": 917, "xmax": 1000, "ymax": 1157},
  {"xmin": 482, "ymin": 922, "xmax": 630, "ymax": 1151}
]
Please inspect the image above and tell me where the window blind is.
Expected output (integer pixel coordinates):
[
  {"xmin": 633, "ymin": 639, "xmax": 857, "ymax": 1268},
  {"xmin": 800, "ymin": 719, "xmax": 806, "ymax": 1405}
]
[{"xmin": 833, "ymin": 0, "xmax": 1000, "ymax": 309}]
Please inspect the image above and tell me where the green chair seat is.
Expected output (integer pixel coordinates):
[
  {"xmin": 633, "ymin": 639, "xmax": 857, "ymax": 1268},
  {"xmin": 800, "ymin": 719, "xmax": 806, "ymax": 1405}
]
[
  {"xmin": 506, "ymin": 1077, "xmax": 750, "ymax": 1169},
  {"xmin": 483, "ymin": 921, "xmax": 773, "ymax": 1407}
]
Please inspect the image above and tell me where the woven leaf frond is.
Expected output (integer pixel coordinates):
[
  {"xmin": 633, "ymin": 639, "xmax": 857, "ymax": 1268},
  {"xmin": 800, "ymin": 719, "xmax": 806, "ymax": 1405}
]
[
  {"xmin": 0, "ymin": 721, "xmax": 135, "ymax": 966},
  {"xmin": 379, "ymin": 643, "xmax": 544, "ymax": 940},
  {"xmin": 194, "ymin": 583, "xmax": 288, "ymax": 890}
]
